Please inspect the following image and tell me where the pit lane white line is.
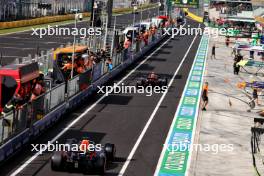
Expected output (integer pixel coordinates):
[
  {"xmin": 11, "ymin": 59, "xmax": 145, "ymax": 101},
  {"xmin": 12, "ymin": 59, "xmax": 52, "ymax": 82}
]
[
  {"xmin": 118, "ymin": 24, "xmax": 200, "ymax": 176},
  {"xmin": 9, "ymin": 32, "xmax": 172, "ymax": 176}
]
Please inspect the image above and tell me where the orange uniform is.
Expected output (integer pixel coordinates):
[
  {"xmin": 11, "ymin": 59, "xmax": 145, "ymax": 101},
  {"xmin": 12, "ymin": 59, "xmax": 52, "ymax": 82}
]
[{"xmin": 80, "ymin": 140, "xmax": 90, "ymax": 152}]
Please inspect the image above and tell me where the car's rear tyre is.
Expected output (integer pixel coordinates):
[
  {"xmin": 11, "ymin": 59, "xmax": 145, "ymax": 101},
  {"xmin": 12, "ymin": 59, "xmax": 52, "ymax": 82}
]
[
  {"xmin": 94, "ymin": 155, "xmax": 106, "ymax": 174},
  {"xmin": 165, "ymin": 78, "xmax": 168, "ymax": 86},
  {"xmin": 159, "ymin": 78, "xmax": 168, "ymax": 87},
  {"xmin": 105, "ymin": 143, "xmax": 116, "ymax": 161},
  {"xmin": 51, "ymin": 152, "xmax": 63, "ymax": 171}
]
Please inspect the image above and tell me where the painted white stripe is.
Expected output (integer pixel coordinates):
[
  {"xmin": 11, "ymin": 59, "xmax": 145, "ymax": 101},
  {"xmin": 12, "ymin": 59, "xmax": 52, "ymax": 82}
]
[
  {"xmin": 118, "ymin": 24, "xmax": 200, "ymax": 176},
  {"xmin": 9, "ymin": 33, "xmax": 172, "ymax": 176}
]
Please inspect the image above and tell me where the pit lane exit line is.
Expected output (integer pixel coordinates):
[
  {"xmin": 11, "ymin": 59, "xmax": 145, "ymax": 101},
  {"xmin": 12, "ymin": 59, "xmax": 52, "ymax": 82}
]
[
  {"xmin": 9, "ymin": 26, "xmax": 176, "ymax": 176},
  {"xmin": 118, "ymin": 24, "xmax": 200, "ymax": 176}
]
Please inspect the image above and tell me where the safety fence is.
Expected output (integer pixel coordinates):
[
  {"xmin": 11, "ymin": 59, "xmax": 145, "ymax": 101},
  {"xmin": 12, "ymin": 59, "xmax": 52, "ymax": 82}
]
[{"xmin": 0, "ymin": 25, "xmax": 166, "ymax": 149}]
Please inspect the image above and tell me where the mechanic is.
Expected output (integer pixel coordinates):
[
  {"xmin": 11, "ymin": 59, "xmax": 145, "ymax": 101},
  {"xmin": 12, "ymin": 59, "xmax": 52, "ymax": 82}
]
[
  {"xmin": 2, "ymin": 95, "xmax": 20, "ymax": 114},
  {"xmin": 30, "ymin": 75, "xmax": 45, "ymax": 102},
  {"xmin": 123, "ymin": 38, "xmax": 131, "ymax": 60},
  {"xmin": 76, "ymin": 58, "xmax": 86, "ymax": 74},
  {"xmin": 62, "ymin": 58, "xmax": 76, "ymax": 79},
  {"xmin": 2, "ymin": 89, "xmax": 25, "ymax": 115},
  {"xmin": 253, "ymin": 87, "xmax": 260, "ymax": 106},
  {"xmin": 80, "ymin": 139, "xmax": 90, "ymax": 153},
  {"xmin": 143, "ymin": 30, "xmax": 149, "ymax": 46},
  {"xmin": 202, "ymin": 82, "xmax": 209, "ymax": 111}
]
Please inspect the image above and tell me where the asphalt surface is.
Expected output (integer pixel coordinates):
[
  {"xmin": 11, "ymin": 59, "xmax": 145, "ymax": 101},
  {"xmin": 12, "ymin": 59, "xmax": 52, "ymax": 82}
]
[
  {"xmin": 0, "ymin": 18, "xmax": 202, "ymax": 176},
  {"xmin": 0, "ymin": 7, "xmax": 159, "ymax": 65}
]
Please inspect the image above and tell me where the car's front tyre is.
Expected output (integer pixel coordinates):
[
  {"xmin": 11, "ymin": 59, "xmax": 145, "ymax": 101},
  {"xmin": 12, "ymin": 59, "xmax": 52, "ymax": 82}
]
[
  {"xmin": 94, "ymin": 154, "xmax": 106, "ymax": 174},
  {"xmin": 105, "ymin": 143, "xmax": 116, "ymax": 161}
]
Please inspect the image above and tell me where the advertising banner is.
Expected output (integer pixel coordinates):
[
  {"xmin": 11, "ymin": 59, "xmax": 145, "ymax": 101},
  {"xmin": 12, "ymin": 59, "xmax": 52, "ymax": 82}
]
[
  {"xmin": 156, "ymin": 35, "xmax": 209, "ymax": 176},
  {"xmin": 173, "ymin": 0, "xmax": 199, "ymax": 8}
]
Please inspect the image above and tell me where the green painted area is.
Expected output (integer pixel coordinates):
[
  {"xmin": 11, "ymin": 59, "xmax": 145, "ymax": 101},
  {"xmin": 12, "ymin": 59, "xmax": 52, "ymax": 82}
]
[{"xmin": 156, "ymin": 35, "xmax": 209, "ymax": 176}]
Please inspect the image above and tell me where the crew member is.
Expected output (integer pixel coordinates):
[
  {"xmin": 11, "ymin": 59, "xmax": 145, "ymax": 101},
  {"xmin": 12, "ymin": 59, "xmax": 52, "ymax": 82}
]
[
  {"xmin": 124, "ymin": 38, "xmax": 131, "ymax": 49},
  {"xmin": 62, "ymin": 59, "xmax": 76, "ymax": 79},
  {"xmin": 143, "ymin": 30, "xmax": 149, "ymax": 46},
  {"xmin": 225, "ymin": 36, "xmax": 230, "ymax": 47},
  {"xmin": 2, "ymin": 90, "xmax": 24, "ymax": 115},
  {"xmin": 80, "ymin": 139, "xmax": 90, "ymax": 153},
  {"xmin": 123, "ymin": 38, "xmax": 131, "ymax": 60},
  {"xmin": 202, "ymin": 82, "xmax": 209, "ymax": 111},
  {"xmin": 106, "ymin": 58, "xmax": 113, "ymax": 71},
  {"xmin": 30, "ymin": 76, "xmax": 45, "ymax": 102},
  {"xmin": 76, "ymin": 58, "xmax": 85, "ymax": 74}
]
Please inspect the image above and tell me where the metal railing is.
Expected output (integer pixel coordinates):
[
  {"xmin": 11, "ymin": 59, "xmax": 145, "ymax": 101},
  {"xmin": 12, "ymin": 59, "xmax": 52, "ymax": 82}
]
[{"xmin": 0, "ymin": 25, "xmax": 165, "ymax": 146}]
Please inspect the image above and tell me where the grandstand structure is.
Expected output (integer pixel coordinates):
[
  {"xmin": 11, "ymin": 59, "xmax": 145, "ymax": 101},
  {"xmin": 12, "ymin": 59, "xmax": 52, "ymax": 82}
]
[
  {"xmin": 208, "ymin": 0, "xmax": 255, "ymax": 23},
  {"xmin": 0, "ymin": 0, "xmax": 150, "ymax": 22}
]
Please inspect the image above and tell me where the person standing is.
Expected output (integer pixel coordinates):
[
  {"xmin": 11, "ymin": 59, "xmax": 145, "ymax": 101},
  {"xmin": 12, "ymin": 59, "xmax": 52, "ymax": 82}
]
[
  {"xmin": 233, "ymin": 55, "xmax": 240, "ymax": 75},
  {"xmin": 225, "ymin": 36, "xmax": 230, "ymax": 47},
  {"xmin": 123, "ymin": 38, "xmax": 131, "ymax": 60},
  {"xmin": 253, "ymin": 88, "xmax": 260, "ymax": 106},
  {"xmin": 202, "ymin": 82, "xmax": 209, "ymax": 111},
  {"xmin": 211, "ymin": 44, "xmax": 216, "ymax": 59}
]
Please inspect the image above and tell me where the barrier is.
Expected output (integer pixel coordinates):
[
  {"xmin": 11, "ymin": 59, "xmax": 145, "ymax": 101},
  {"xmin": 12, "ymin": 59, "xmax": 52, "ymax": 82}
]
[
  {"xmin": 31, "ymin": 94, "xmax": 46, "ymax": 123},
  {"xmin": 0, "ymin": 118, "xmax": 3, "ymax": 144},
  {"xmin": 112, "ymin": 52, "xmax": 122, "ymax": 67},
  {"xmin": 92, "ymin": 63, "xmax": 103, "ymax": 82},
  {"xmin": 67, "ymin": 76, "xmax": 80, "ymax": 98},
  {"xmin": 79, "ymin": 69, "xmax": 92, "ymax": 91},
  {"xmin": 49, "ymin": 84, "xmax": 66, "ymax": 110},
  {"xmin": 0, "ymin": 22, "xmax": 169, "ymax": 165},
  {"xmin": 1, "ymin": 112, "xmax": 13, "ymax": 142},
  {"xmin": 16, "ymin": 105, "xmax": 28, "ymax": 132}
]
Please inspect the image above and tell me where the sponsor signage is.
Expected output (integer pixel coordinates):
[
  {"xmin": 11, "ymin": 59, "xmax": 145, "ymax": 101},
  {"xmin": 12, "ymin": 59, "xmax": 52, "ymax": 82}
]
[
  {"xmin": 173, "ymin": 0, "xmax": 199, "ymax": 8},
  {"xmin": 156, "ymin": 35, "xmax": 209, "ymax": 176}
]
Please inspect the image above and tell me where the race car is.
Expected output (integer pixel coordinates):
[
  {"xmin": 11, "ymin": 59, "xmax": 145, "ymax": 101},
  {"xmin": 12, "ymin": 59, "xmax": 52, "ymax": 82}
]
[
  {"xmin": 136, "ymin": 72, "xmax": 168, "ymax": 88},
  {"xmin": 51, "ymin": 138, "xmax": 116, "ymax": 174}
]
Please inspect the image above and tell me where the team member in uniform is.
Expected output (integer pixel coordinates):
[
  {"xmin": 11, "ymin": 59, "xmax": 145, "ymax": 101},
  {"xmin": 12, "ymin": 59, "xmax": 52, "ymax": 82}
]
[{"xmin": 202, "ymin": 82, "xmax": 209, "ymax": 111}]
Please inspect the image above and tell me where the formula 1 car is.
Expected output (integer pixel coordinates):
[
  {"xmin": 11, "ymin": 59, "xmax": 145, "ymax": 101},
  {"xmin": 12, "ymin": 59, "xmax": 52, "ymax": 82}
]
[
  {"xmin": 136, "ymin": 72, "xmax": 168, "ymax": 88},
  {"xmin": 51, "ymin": 138, "xmax": 116, "ymax": 174}
]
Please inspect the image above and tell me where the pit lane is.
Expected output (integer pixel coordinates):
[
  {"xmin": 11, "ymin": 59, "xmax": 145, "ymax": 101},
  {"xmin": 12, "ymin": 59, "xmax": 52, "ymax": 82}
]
[{"xmin": 0, "ymin": 19, "xmax": 202, "ymax": 176}]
